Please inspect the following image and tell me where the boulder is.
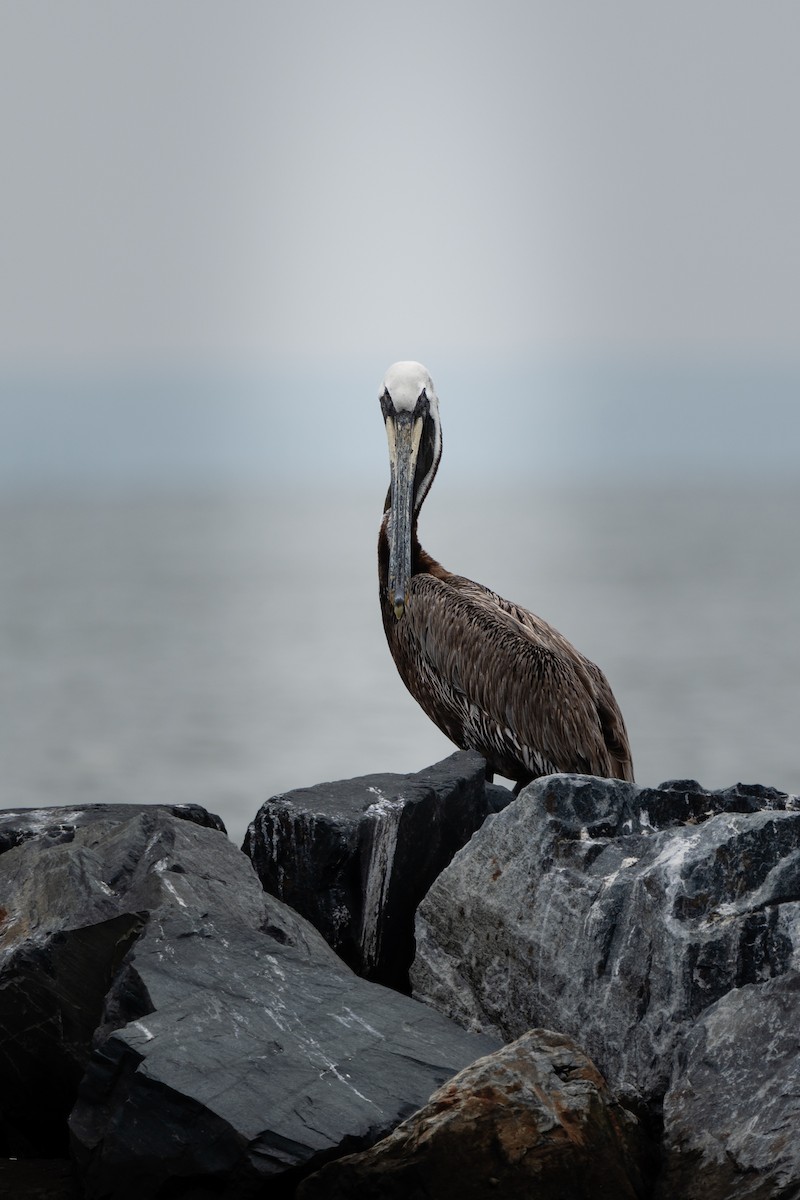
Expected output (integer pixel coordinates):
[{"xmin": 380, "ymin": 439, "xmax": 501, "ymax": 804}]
[
  {"xmin": 298, "ymin": 1029, "xmax": 651, "ymax": 1200},
  {"xmin": 244, "ymin": 751, "xmax": 510, "ymax": 991},
  {"xmin": 411, "ymin": 775, "xmax": 800, "ymax": 1112},
  {"xmin": 0, "ymin": 803, "xmax": 498, "ymax": 1197},
  {"xmin": 656, "ymin": 970, "xmax": 800, "ymax": 1199},
  {"xmin": 0, "ymin": 803, "xmax": 223, "ymax": 1155}
]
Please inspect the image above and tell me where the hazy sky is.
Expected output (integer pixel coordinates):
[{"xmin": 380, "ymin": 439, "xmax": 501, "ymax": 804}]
[
  {"xmin": 3, "ymin": 0, "xmax": 800, "ymax": 367},
  {"xmin": 1, "ymin": 2, "xmax": 798, "ymax": 483}
]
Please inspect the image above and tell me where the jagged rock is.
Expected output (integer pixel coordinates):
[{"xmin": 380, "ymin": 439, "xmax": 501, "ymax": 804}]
[
  {"xmin": 656, "ymin": 971, "xmax": 800, "ymax": 1199},
  {"xmin": 244, "ymin": 751, "xmax": 509, "ymax": 990},
  {"xmin": 0, "ymin": 803, "xmax": 498, "ymax": 1197},
  {"xmin": 0, "ymin": 801, "xmax": 225, "ymax": 852},
  {"xmin": 298, "ymin": 1029, "xmax": 651, "ymax": 1200},
  {"xmin": 0, "ymin": 803, "xmax": 224, "ymax": 1156},
  {"xmin": 411, "ymin": 775, "xmax": 800, "ymax": 1112}
]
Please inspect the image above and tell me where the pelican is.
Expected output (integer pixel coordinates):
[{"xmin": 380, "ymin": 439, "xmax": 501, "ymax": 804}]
[{"xmin": 378, "ymin": 361, "xmax": 634, "ymax": 787}]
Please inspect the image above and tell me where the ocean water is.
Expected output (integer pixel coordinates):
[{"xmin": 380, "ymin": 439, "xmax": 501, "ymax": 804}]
[{"xmin": 1, "ymin": 483, "xmax": 798, "ymax": 848}]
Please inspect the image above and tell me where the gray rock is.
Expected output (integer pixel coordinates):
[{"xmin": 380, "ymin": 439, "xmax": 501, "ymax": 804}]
[
  {"xmin": 656, "ymin": 971, "xmax": 800, "ymax": 1199},
  {"xmin": 0, "ymin": 803, "xmax": 224, "ymax": 1156},
  {"xmin": 0, "ymin": 803, "xmax": 498, "ymax": 1196},
  {"xmin": 411, "ymin": 774, "xmax": 800, "ymax": 1111},
  {"xmin": 244, "ymin": 751, "xmax": 506, "ymax": 990},
  {"xmin": 0, "ymin": 801, "xmax": 226, "ymax": 852},
  {"xmin": 298, "ymin": 1029, "xmax": 651, "ymax": 1200}
]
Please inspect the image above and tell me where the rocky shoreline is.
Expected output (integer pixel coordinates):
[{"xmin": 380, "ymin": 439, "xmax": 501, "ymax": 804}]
[{"xmin": 2, "ymin": 753, "xmax": 799, "ymax": 1198}]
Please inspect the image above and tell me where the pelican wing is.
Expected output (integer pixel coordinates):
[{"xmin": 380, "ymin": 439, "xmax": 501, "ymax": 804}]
[{"xmin": 399, "ymin": 571, "xmax": 633, "ymax": 782}]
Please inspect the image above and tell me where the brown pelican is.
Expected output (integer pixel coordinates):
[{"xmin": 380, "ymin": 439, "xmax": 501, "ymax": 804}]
[{"xmin": 378, "ymin": 361, "xmax": 634, "ymax": 786}]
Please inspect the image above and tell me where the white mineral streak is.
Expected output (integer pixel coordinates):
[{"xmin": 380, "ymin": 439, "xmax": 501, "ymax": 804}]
[
  {"xmin": 264, "ymin": 952, "xmax": 286, "ymax": 981},
  {"xmin": 144, "ymin": 831, "xmax": 165, "ymax": 858},
  {"xmin": 360, "ymin": 791, "xmax": 404, "ymax": 972},
  {"xmin": 714, "ymin": 812, "xmax": 800, "ymax": 920},
  {"xmin": 164, "ymin": 883, "xmax": 188, "ymax": 907},
  {"xmin": 261, "ymin": 957, "xmax": 377, "ymax": 1107},
  {"xmin": 332, "ymin": 1007, "xmax": 383, "ymax": 1039},
  {"xmin": 153, "ymin": 857, "xmax": 189, "ymax": 907},
  {"xmin": 5, "ymin": 809, "xmax": 83, "ymax": 833},
  {"xmin": 646, "ymin": 811, "xmax": 798, "ymax": 938},
  {"xmin": 269, "ymin": 809, "xmax": 283, "ymax": 879},
  {"xmin": 600, "ymin": 855, "xmax": 641, "ymax": 892}
]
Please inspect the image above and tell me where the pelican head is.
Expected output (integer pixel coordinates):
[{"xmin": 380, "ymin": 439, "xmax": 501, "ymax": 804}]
[{"xmin": 380, "ymin": 361, "xmax": 442, "ymax": 620}]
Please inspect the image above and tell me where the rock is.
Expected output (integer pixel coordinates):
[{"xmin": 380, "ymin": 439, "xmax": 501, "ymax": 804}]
[
  {"xmin": 656, "ymin": 970, "xmax": 800, "ymax": 1199},
  {"xmin": 0, "ymin": 801, "xmax": 226, "ymax": 850},
  {"xmin": 0, "ymin": 803, "xmax": 224, "ymax": 1156},
  {"xmin": 0, "ymin": 1158, "xmax": 81, "ymax": 1199},
  {"xmin": 0, "ymin": 802, "xmax": 499, "ymax": 1197},
  {"xmin": 244, "ymin": 751, "xmax": 507, "ymax": 991},
  {"xmin": 298, "ymin": 1029, "xmax": 651, "ymax": 1200},
  {"xmin": 484, "ymin": 780, "xmax": 516, "ymax": 814},
  {"xmin": 411, "ymin": 775, "xmax": 800, "ymax": 1112}
]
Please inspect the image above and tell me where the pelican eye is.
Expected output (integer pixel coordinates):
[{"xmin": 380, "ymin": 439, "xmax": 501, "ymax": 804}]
[
  {"xmin": 413, "ymin": 389, "xmax": 429, "ymax": 420},
  {"xmin": 380, "ymin": 390, "xmax": 393, "ymax": 420}
]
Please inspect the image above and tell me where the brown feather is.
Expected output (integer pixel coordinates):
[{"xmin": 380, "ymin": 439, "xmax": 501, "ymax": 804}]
[
  {"xmin": 378, "ymin": 519, "xmax": 634, "ymax": 784},
  {"xmin": 377, "ymin": 361, "xmax": 633, "ymax": 787}
]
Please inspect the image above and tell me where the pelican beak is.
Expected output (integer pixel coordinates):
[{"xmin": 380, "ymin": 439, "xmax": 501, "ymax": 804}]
[{"xmin": 385, "ymin": 411, "xmax": 423, "ymax": 620}]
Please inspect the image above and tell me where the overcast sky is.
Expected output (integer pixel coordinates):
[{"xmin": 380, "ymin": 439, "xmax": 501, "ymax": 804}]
[{"xmin": 1, "ymin": 1, "xmax": 798, "ymax": 483}]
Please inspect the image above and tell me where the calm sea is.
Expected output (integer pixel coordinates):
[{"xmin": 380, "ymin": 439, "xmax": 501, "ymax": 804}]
[{"xmin": 1, "ymin": 484, "xmax": 797, "ymax": 847}]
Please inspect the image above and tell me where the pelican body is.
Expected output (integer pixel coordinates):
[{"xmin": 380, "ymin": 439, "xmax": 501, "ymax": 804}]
[{"xmin": 378, "ymin": 361, "xmax": 633, "ymax": 786}]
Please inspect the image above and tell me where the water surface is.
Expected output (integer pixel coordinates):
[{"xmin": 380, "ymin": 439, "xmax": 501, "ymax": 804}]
[{"xmin": 1, "ymin": 484, "xmax": 797, "ymax": 846}]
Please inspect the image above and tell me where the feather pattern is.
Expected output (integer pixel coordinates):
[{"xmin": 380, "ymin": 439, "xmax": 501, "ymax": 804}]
[
  {"xmin": 379, "ymin": 533, "xmax": 633, "ymax": 783},
  {"xmin": 377, "ymin": 361, "xmax": 633, "ymax": 786}
]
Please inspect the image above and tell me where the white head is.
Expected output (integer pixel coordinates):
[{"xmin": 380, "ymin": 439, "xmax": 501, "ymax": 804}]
[
  {"xmin": 379, "ymin": 361, "xmax": 442, "ymax": 513},
  {"xmin": 380, "ymin": 361, "xmax": 439, "ymax": 416},
  {"xmin": 379, "ymin": 361, "xmax": 443, "ymax": 619}
]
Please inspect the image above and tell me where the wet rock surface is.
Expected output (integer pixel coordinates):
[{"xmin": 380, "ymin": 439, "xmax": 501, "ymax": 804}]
[
  {"xmin": 298, "ymin": 1029, "xmax": 651, "ymax": 1200},
  {"xmin": 0, "ymin": 803, "xmax": 222, "ymax": 1156},
  {"xmin": 656, "ymin": 970, "xmax": 800, "ymax": 1200},
  {"xmin": 4, "ymin": 769, "xmax": 800, "ymax": 1199},
  {"xmin": 412, "ymin": 774, "xmax": 800, "ymax": 1114},
  {"xmin": 244, "ymin": 751, "xmax": 510, "ymax": 991},
  {"xmin": 0, "ymin": 801, "xmax": 498, "ymax": 1198}
]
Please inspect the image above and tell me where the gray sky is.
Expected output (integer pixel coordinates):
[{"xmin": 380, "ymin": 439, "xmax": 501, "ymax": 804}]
[{"xmin": 1, "ymin": 1, "xmax": 798, "ymax": 483}]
